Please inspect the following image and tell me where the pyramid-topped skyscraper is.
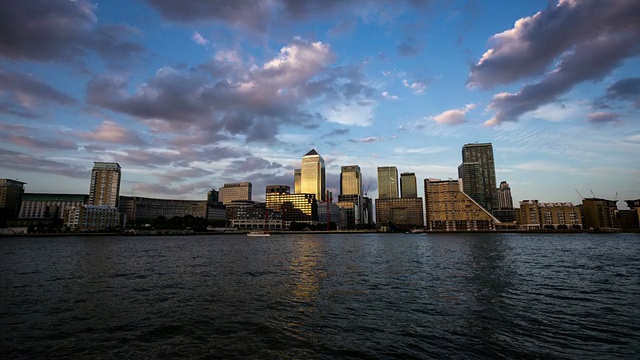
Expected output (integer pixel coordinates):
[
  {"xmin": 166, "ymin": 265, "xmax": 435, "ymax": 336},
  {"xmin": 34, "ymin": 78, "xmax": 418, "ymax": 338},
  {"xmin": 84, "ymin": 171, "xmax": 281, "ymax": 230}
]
[{"xmin": 301, "ymin": 149, "xmax": 326, "ymax": 201}]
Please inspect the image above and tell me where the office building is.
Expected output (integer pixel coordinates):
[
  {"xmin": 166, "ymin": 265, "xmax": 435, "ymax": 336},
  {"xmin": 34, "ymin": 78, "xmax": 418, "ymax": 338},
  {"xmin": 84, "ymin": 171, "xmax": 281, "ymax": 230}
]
[
  {"xmin": 219, "ymin": 182, "xmax": 252, "ymax": 205},
  {"xmin": 400, "ymin": 172, "xmax": 417, "ymax": 198},
  {"xmin": 516, "ymin": 200, "xmax": 582, "ymax": 230},
  {"xmin": 375, "ymin": 198, "xmax": 424, "ymax": 230},
  {"xmin": 89, "ymin": 162, "xmax": 121, "ymax": 207},
  {"xmin": 226, "ymin": 200, "xmax": 282, "ymax": 230},
  {"xmin": 294, "ymin": 169, "xmax": 301, "ymax": 194},
  {"xmin": 19, "ymin": 193, "xmax": 88, "ymax": 220},
  {"xmin": 457, "ymin": 143, "xmax": 497, "ymax": 212},
  {"xmin": 300, "ymin": 149, "xmax": 326, "ymax": 201},
  {"xmin": 265, "ymin": 185, "xmax": 318, "ymax": 225},
  {"xmin": 341, "ymin": 165, "xmax": 362, "ymax": 196},
  {"xmin": 0, "ymin": 179, "xmax": 26, "ymax": 219},
  {"xmin": 494, "ymin": 181, "xmax": 515, "ymax": 222},
  {"xmin": 377, "ymin": 166, "xmax": 398, "ymax": 199},
  {"xmin": 582, "ymin": 198, "xmax": 618, "ymax": 230},
  {"xmin": 424, "ymin": 178, "xmax": 499, "ymax": 231}
]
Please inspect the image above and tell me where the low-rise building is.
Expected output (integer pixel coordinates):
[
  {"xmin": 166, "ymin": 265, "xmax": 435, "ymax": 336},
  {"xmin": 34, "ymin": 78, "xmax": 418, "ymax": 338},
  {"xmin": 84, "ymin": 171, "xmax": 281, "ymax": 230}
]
[
  {"xmin": 265, "ymin": 185, "xmax": 318, "ymax": 226},
  {"xmin": 226, "ymin": 200, "xmax": 282, "ymax": 230},
  {"xmin": 582, "ymin": 198, "xmax": 618, "ymax": 230},
  {"xmin": 375, "ymin": 197, "xmax": 424, "ymax": 231},
  {"xmin": 616, "ymin": 199, "xmax": 640, "ymax": 229},
  {"xmin": 516, "ymin": 200, "xmax": 582, "ymax": 230},
  {"xmin": 19, "ymin": 193, "xmax": 88, "ymax": 220},
  {"xmin": 64, "ymin": 205, "xmax": 120, "ymax": 231},
  {"xmin": 119, "ymin": 196, "xmax": 207, "ymax": 223}
]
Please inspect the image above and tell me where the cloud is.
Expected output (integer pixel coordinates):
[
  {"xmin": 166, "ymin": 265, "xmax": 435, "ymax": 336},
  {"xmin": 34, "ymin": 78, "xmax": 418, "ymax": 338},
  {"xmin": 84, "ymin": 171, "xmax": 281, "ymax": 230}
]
[
  {"xmin": 381, "ymin": 91, "xmax": 399, "ymax": 100},
  {"xmin": 469, "ymin": 0, "xmax": 640, "ymax": 125},
  {"xmin": 87, "ymin": 38, "xmax": 375, "ymax": 142},
  {"xmin": 397, "ymin": 37, "xmax": 423, "ymax": 56},
  {"xmin": 513, "ymin": 161, "xmax": 578, "ymax": 174},
  {"xmin": 350, "ymin": 136, "xmax": 383, "ymax": 143},
  {"xmin": 624, "ymin": 133, "xmax": 640, "ymax": 143},
  {"xmin": 226, "ymin": 156, "xmax": 283, "ymax": 173},
  {"xmin": 4, "ymin": 135, "xmax": 77, "ymax": 151},
  {"xmin": 587, "ymin": 112, "xmax": 621, "ymax": 124},
  {"xmin": 0, "ymin": 0, "xmax": 145, "ymax": 66},
  {"xmin": 596, "ymin": 77, "xmax": 640, "ymax": 109},
  {"xmin": 159, "ymin": 168, "xmax": 213, "ymax": 183},
  {"xmin": 432, "ymin": 104, "xmax": 475, "ymax": 125},
  {"xmin": 403, "ymin": 79, "xmax": 427, "ymax": 94},
  {"xmin": 192, "ymin": 31, "xmax": 209, "ymax": 46},
  {"xmin": 76, "ymin": 121, "xmax": 147, "ymax": 145},
  {"xmin": 0, "ymin": 70, "xmax": 76, "ymax": 117},
  {"xmin": 0, "ymin": 147, "xmax": 87, "ymax": 178}
]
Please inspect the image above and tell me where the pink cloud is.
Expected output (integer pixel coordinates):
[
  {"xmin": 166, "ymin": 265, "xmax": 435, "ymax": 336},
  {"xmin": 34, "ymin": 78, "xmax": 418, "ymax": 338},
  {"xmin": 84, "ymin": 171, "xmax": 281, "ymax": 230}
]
[{"xmin": 77, "ymin": 121, "xmax": 147, "ymax": 145}]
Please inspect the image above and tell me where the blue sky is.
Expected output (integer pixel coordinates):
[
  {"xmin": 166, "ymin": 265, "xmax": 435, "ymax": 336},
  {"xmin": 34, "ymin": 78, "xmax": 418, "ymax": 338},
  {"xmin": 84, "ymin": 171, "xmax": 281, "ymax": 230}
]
[{"xmin": 1, "ymin": 0, "xmax": 639, "ymax": 206}]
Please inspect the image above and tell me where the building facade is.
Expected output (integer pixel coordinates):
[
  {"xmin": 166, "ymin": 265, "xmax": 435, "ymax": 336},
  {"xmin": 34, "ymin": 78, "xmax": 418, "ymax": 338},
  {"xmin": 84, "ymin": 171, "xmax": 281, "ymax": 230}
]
[
  {"xmin": 377, "ymin": 166, "xmax": 398, "ymax": 199},
  {"xmin": 458, "ymin": 143, "xmax": 497, "ymax": 212},
  {"xmin": 265, "ymin": 185, "xmax": 318, "ymax": 225},
  {"xmin": 119, "ymin": 196, "xmax": 208, "ymax": 223},
  {"xmin": 300, "ymin": 149, "xmax": 326, "ymax": 201},
  {"xmin": 64, "ymin": 205, "xmax": 121, "ymax": 231},
  {"xmin": 19, "ymin": 193, "xmax": 88, "ymax": 220},
  {"xmin": 225, "ymin": 201, "xmax": 282, "ymax": 230},
  {"xmin": 582, "ymin": 198, "xmax": 618, "ymax": 230},
  {"xmin": 424, "ymin": 178, "xmax": 499, "ymax": 231},
  {"xmin": 375, "ymin": 198, "xmax": 424, "ymax": 230},
  {"xmin": 340, "ymin": 165, "xmax": 362, "ymax": 196},
  {"xmin": 0, "ymin": 179, "xmax": 27, "ymax": 219},
  {"xmin": 516, "ymin": 200, "xmax": 582, "ymax": 230},
  {"xmin": 617, "ymin": 199, "xmax": 640, "ymax": 229},
  {"xmin": 400, "ymin": 172, "xmax": 418, "ymax": 198},
  {"xmin": 293, "ymin": 169, "xmax": 301, "ymax": 194},
  {"xmin": 219, "ymin": 182, "xmax": 252, "ymax": 205},
  {"xmin": 89, "ymin": 162, "xmax": 121, "ymax": 207}
]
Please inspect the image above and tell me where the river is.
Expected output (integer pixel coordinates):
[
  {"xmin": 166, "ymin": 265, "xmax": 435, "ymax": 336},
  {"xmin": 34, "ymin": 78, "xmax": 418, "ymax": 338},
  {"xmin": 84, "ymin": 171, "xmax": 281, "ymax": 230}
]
[{"xmin": 1, "ymin": 232, "xmax": 639, "ymax": 359}]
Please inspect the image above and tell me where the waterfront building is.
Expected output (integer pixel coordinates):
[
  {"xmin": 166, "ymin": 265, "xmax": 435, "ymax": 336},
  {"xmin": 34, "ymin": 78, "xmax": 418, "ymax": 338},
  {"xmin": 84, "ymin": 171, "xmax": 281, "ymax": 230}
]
[
  {"xmin": 424, "ymin": 178, "xmax": 499, "ymax": 231},
  {"xmin": 377, "ymin": 166, "xmax": 398, "ymax": 199},
  {"xmin": 516, "ymin": 200, "xmax": 582, "ymax": 230},
  {"xmin": 0, "ymin": 179, "xmax": 26, "ymax": 219},
  {"xmin": 457, "ymin": 143, "xmax": 497, "ymax": 212},
  {"xmin": 400, "ymin": 172, "xmax": 418, "ymax": 198},
  {"xmin": 219, "ymin": 182, "xmax": 252, "ymax": 205},
  {"xmin": 300, "ymin": 149, "xmax": 326, "ymax": 201},
  {"xmin": 265, "ymin": 185, "xmax": 318, "ymax": 226},
  {"xmin": 338, "ymin": 165, "xmax": 364, "ymax": 229},
  {"xmin": 89, "ymin": 162, "xmax": 121, "ymax": 207},
  {"xmin": 375, "ymin": 197, "xmax": 424, "ymax": 230},
  {"xmin": 582, "ymin": 197, "xmax": 618, "ymax": 230},
  {"xmin": 64, "ymin": 205, "xmax": 120, "ymax": 231},
  {"xmin": 340, "ymin": 165, "xmax": 362, "ymax": 196},
  {"xmin": 119, "ymin": 196, "xmax": 208, "ymax": 223},
  {"xmin": 19, "ymin": 193, "xmax": 88, "ymax": 220},
  {"xmin": 293, "ymin": 169, "xmax": 301, "ymax": 194},
  {"xmin": 617, "ymin": 199, "xmax": 640, "ymax": 229},
  {"xmin": 494, "ymin": 181, "xmax": 515, "ymax": 222},
  {"xmin": 226, "ymin": 200, "xmax": 282, "ymax": 230}
]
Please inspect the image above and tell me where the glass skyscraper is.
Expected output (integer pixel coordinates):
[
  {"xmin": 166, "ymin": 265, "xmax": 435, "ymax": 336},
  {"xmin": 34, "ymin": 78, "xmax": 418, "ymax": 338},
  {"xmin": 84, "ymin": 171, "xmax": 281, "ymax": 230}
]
[
  {"xmin": 377, "ymin": 166, "xmax": 398, "ymax": 199},
  {"xmin": 457, "ymin": 143, "xmax": 497, "ymax": 212},
  {"xmin": 400, "ymin": 172, "xmax": 417, "ymax": 198},
  {"xmin": 301, "ymin": 149, "xmax": 326, "ymax": 201},
  {"xmin": 340, "ymin": 165, "xmax": 362, "ymax": 195}
]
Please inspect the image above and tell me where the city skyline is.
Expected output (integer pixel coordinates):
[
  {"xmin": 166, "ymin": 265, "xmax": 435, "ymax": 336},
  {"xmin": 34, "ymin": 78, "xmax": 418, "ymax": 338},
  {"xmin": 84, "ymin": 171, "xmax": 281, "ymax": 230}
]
[{"xmin": 1, "ymin": 0, "xmax": 639, "ymax": 207}]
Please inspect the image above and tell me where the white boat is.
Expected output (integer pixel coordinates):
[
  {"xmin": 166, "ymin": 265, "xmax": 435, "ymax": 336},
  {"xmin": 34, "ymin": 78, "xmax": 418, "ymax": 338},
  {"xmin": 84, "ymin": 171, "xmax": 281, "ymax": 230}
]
[{"xmin": 247, "ymin": 231, "xmax": 270, "ymax": 237}]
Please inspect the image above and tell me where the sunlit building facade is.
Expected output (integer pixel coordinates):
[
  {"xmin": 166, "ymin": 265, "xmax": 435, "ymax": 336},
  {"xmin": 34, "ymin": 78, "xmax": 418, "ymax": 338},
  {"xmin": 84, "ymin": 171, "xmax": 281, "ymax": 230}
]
[
  {"xmin": 219, "ymin": 182, "xmax": 252, "ymax": 205},
  {"xmin": 582, "ymin": 197, "xmax": 618, "ymax": 230},
  {"xmin": 424, "ymin": 178, "xmax": 499, "ymax": 231},
  {"xmin": 400, "ymin": 172, "xmax": 417, "ymax": 198},
  {"xmin": 375, "ymin": 198, "xmax": 424, "ymax": 230},
  {"xmin": 300, "ymin": 149, "xmax": 326, "ymax": 201},
  {"xmin": 265, "ymin": 185, "xmax": 318, "ymax": 225},
  {"xmin": 293, "ymin": 169, "xmax": 301, "ymax": 194},
  {"xmin": 516, "ymin": 200, "xmax": 582, "ymax": 230},
  {"xmin": 89, "ymin": 162, "xmax": 121, "ymax": 208},
  {"xmin": 377, "ymin": 166, "xmax": 398, "ymax": 199}
]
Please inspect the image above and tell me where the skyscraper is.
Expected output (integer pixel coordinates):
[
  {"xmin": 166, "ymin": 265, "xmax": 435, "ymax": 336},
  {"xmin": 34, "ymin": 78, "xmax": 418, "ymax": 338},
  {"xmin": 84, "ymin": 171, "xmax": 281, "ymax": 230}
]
[
  {"xmin": 293, "ymin": 169, "xmax": 301, "ymax": 194},
  {"xmin": 377, "ymin": 166, "xmax": 398, "ymax": 199},
  {"xmin": 340, "ymin": 165, "xmax": 362, "ymax": 195},
  {"xmin": 400, "ymin": 172, "xmax": 417, "ymax": 198},
  {"xmin": 301, "ymin": 149, "xmax": 326, "ymax": 201},
  {"xmin": 457, "ymin": 143, "xmax": 496, "ymax": 212},
  {"xmin": 497, "ymin": 181, "xmax": 513, "ymax": 209},
  {"xmin": 89, "ymin": 162, "xmax": 121, "ymax": 207},
  {"xmin": 219, "ymin": 182, "xmax": 252, "ymax": 205}
]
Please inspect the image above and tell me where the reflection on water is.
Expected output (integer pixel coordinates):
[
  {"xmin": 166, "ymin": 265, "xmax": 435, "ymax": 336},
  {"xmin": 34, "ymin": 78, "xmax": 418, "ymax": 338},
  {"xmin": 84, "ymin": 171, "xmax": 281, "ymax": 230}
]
[{"xmin": 1, "ymin": 233, "xmax": 639, "ymax": 359}]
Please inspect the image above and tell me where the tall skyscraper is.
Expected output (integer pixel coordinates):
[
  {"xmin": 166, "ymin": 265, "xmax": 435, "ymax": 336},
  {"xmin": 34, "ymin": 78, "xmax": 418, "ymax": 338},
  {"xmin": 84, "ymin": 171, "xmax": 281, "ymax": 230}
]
[
  {"xmin": 340, "ymin": 165, "xmax": 362, "ymax": 195},
  {"xmin": 457, "ymin": 143, "xmax": 496, "ymax": 212},
  {"xmin": 377, "ymin": 166, "xmax": 398, "ymax": 199},
  {"xmin": 89, "ymin": 162, "xmax": 121, "ymax": 207},
  {"xmin": 400, "ymin": 172, "xmax": 417, "ymax": 198},
  {"xmin": 293, "ymin": 169, "xmax": 301, "ymax": 194},
  {"xmin": 497, "ymin": 181, "xmax": 513, "ymax": 209},
  {"xmin": 219, "ymin": 182, "xmax": 252, "ymax": 205},
  {"xmin": 301, "ymin": 149, "xmax": 326, "ymax": 201}
]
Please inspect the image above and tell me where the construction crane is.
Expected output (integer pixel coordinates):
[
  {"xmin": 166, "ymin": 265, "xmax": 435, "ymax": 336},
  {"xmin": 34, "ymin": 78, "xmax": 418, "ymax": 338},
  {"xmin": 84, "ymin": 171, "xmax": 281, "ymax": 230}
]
[
  {"xmin": 364, "ymin": 183, "xmax": 371, "ymax": 197},
  {"xmin": 575, "ymin": 189, "xmax": 584, "ymax": 200}
]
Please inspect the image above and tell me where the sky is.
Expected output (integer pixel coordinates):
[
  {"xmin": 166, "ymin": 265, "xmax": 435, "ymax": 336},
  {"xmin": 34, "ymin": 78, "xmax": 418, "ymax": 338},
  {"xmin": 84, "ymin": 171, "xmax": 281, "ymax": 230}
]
[{"xmin": 1, "ymin": 0, "xmax": 639, "ymax": 207}]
